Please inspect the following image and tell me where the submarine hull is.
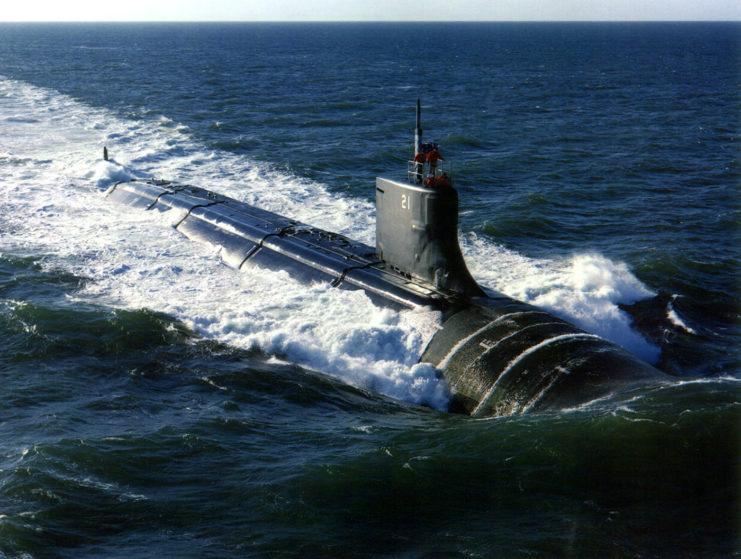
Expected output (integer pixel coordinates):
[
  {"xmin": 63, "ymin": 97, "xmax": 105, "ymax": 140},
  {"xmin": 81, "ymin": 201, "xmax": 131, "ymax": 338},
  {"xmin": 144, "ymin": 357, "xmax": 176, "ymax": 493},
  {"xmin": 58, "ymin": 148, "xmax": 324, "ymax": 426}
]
[
  {"xmin": 421, "ymin": 298, "xmax": 663, "ymax": 416},
  {"xmin": 105, "ymin": 178, "xmax": 667, "ymax": 416}
]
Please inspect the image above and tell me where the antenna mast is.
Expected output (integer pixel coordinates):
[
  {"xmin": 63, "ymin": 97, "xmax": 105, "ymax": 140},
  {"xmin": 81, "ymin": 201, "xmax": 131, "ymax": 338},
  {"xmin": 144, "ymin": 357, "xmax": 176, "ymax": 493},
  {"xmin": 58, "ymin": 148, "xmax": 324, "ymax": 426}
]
[{"xmin": 414, "ymin": 99, "xmax": 422, "ymax": 155}]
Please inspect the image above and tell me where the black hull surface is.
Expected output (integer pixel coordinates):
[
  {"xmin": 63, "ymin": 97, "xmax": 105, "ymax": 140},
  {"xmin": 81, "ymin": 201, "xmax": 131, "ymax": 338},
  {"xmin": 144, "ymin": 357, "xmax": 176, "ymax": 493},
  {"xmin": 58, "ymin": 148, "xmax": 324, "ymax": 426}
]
[{"xmin": 105, "ymin": 179, "xmax": 667, "ymax": 417}]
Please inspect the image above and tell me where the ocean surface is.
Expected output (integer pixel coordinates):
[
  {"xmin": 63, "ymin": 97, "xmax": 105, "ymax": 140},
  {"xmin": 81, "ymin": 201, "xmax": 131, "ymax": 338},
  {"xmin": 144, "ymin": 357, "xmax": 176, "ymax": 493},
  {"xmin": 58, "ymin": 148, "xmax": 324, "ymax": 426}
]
[{"xmin": 0, "ymin": 22, "xmax": 738, "ymax": 557}]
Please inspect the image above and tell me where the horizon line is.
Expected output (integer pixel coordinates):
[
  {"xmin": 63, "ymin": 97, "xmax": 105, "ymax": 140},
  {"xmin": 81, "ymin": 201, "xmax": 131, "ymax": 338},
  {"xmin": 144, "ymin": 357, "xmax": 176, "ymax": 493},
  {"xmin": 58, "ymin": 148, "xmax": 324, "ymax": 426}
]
[{"xmin": 1, "ymin": 19, "xmax": 739, "ymax": 23}]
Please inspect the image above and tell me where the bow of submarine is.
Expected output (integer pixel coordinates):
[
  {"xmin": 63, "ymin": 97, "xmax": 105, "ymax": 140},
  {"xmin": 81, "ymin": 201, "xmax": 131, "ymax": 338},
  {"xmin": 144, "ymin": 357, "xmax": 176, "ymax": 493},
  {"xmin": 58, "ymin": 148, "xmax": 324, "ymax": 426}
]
[{"xmin": 104, "ymin": 176, "xmax": 668, "ymax": 417}]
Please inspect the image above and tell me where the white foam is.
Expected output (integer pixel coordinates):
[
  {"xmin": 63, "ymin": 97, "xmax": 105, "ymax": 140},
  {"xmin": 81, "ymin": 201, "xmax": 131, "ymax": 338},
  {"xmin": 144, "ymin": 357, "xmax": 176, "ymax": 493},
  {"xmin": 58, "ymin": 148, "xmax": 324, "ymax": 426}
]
[
  {"xmin": 93, "ymin": 158, "xmax": 143, "ymax": 188},
  {"xmin": 666, "ymin": 294, "xmax": 697, "ymax": 334},
  {"xmin": 463, "ymin": 235, "xmax": 661, "ymax": 363},
  {"xmin": 0, "ymin": 76, "xmax": 661, "ymax": 410}
]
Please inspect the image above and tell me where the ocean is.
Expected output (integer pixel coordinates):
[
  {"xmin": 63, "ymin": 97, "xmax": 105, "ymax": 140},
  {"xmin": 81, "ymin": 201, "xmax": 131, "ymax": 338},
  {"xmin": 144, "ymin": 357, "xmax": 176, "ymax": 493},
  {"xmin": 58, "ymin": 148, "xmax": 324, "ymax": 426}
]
[{"xmin": 0, "ymin": 22, "xmax": 738, "ymax": 557}]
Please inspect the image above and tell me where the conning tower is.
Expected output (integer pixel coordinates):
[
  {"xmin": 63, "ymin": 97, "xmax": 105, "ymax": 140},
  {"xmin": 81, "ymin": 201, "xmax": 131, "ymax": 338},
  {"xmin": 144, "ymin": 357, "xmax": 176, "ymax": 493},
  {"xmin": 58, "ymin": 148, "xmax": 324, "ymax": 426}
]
[{"xmin": 375, "ymin": 101, "xmax": 484, "ymax": 297}]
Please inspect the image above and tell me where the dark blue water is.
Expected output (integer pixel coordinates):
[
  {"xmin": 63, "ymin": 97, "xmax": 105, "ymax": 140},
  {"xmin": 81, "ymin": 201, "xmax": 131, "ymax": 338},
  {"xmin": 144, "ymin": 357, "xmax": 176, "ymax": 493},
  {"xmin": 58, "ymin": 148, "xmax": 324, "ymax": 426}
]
[{"xmin": 0, "ymin": 22, "xmax": 739, "ymax": 557}]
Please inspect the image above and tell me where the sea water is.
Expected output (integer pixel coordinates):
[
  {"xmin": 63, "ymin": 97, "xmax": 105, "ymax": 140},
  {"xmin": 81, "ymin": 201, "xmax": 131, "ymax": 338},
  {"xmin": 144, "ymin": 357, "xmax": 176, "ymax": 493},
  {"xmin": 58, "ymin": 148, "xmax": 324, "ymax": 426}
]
[{"xmin": 0, "ymin": 22, "xmax": 738, "ymax": 558}]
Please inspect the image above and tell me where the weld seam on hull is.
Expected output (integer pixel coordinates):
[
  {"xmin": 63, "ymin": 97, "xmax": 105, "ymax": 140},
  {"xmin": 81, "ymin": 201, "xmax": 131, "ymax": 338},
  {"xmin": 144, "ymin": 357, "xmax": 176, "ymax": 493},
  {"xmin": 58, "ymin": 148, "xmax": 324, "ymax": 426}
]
[
  {"xmin": 237, "ymin": 231, "xmax": 285, "ymax": 269},
  {"xmin": 470, "ymin": 333, "xmax": 603, "ymax": 416},
  {"xmin": 450, "ymin": 321, "xmax": 567, "ymax": 392},
  {"xmin": 331, "ymin": 261, "xmax": 384, "ymax": 288},
  {"xmin": 105, "ymin": 181, "xmax": 124, "ymax": 197},
  {"xmin": 146, "ymin": 189, "xmax": 177, "ymax": 210},
  {"xmin": 255, "ymin": 236, "xmax": 347, "ymax": 280},
  {"xmin": 104, "ymin": 181, "xmax": 133, "ymax": 200},
  {"xmin": 436, "ymin": 310, "xmax": 549, "ymax": 370},
  {"xmin": 339, "ymin": 270, "xmax": 428, "ymax": 308},
  {"xmin": 174, "ymin": 201, "xmax": 224, "ymax": 229},
  {"xmin": 518, "ymin": 366, "xmax": 573, "ymax": 414}
]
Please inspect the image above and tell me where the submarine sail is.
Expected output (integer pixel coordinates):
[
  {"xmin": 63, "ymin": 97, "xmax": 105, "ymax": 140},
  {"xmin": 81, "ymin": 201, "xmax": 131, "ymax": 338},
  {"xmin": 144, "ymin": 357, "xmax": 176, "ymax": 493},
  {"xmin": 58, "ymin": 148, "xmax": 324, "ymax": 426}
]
[{"xmin": 104, "ymin": 103, "xmax": 668, "ymax": 417}]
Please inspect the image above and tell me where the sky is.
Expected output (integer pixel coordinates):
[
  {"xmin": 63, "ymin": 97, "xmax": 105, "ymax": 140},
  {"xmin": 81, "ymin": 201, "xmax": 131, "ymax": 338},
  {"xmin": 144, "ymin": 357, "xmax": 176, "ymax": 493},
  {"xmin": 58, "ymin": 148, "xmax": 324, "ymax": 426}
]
[{"xmin": 1, "ymin": 0, "xmax": 740, "ymax": 22}]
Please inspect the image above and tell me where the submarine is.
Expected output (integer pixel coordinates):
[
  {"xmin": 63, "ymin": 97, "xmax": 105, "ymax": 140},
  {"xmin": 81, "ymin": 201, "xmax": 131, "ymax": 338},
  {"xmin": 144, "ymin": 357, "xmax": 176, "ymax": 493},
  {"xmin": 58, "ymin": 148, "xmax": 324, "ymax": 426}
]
[{"xmin": 104, "ymin": 101, "xmax": 668, "ymax": 417}]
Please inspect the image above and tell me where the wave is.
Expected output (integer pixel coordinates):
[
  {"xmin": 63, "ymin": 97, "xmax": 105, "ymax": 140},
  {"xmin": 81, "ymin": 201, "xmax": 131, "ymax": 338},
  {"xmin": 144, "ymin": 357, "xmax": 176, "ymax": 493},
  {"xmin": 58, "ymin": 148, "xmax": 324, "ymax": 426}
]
[
  {"xmin": 0, "ymin": 76, "xmax": 661, "ymax": 409},
  {"xmin": 462, "ymin": 236, "xmax": 660, "ymax": 363}
]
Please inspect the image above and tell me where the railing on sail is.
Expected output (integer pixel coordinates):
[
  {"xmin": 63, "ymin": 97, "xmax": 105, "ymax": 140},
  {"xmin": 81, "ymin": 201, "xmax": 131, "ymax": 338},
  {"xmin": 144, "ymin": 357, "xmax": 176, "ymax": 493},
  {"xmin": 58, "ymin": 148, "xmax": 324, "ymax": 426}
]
[{"xmin": 407, "ymin": 159, "xmax": 453, "ymax": 188}]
